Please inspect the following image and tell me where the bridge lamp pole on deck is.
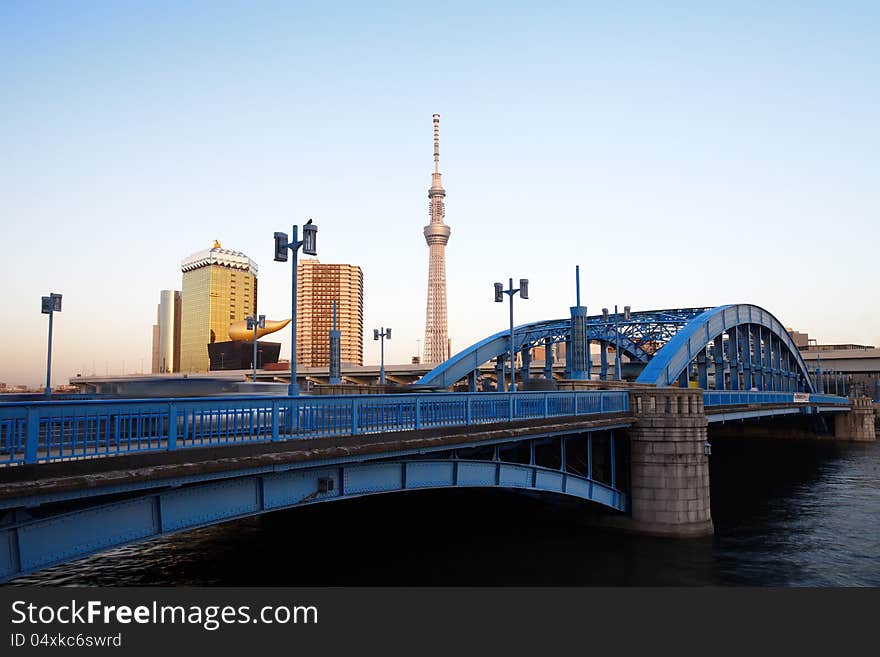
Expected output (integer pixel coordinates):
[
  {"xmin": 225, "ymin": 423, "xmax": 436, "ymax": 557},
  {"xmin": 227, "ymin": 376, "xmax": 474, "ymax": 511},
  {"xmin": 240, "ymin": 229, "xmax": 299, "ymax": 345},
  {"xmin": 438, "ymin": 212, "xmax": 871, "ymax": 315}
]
[
  {"xmin": 494, "ymin": 278, "xmax": 529, "ymax": 392},
  {"xmin": 246, "ymin": 314, "xmax": 266, "ymax": 383},
  {"xmin": 41, "ymin": 293, "xmax": 62, "ymax": 398},
  {"xmin": 602, "ymin": 304, "xmax": 630, "ymax": 381},
  {"xmin": 273, "ymin": 219, "xmax": 318, "ymax": 396},
  {"xmin": 374, "ymin": 327, "xmax": 391, "ymax": 385}
]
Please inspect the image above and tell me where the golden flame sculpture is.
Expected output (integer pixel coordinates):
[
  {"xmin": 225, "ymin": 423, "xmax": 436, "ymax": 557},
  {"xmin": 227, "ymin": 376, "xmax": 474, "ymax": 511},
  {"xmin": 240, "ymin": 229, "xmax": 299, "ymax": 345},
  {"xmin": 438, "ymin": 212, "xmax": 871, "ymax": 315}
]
[{"xmin": 228, "ymin": 318, "xmax": 291, "ymax": 341}]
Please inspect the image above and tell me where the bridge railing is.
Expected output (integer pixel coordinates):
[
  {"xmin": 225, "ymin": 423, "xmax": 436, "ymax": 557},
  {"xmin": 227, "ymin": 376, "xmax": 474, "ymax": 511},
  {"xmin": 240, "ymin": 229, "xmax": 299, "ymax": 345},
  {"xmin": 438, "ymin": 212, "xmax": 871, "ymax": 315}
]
[
  {"xmin": 0, "ymin": 390, "xmax": 629, "ymax": 466},
  {"xmin": 702, "ymin": 391, "xmax": 850, "ymax": 407}
]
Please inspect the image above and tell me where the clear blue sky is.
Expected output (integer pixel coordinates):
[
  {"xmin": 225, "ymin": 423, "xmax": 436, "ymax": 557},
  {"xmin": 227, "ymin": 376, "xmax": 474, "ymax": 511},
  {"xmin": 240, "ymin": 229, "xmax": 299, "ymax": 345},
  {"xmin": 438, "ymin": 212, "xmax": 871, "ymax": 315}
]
[{"xmin": 2, "ymin": 1, "xmax": 878, "ymax": 386}]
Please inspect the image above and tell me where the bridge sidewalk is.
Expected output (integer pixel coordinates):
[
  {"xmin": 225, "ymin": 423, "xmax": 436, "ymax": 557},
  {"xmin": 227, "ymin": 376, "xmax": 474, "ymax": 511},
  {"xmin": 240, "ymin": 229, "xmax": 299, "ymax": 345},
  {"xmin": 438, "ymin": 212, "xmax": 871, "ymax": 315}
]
[{"xmin": 0, "ymin": 414, "xmax": 633, "ymax": 506}]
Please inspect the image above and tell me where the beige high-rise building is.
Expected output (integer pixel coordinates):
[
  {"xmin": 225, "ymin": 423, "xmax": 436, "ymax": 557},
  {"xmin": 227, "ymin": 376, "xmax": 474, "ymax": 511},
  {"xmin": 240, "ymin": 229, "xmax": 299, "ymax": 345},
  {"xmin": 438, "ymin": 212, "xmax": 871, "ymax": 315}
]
[
  {"xmin": 423, "ymin": 113, "xmax": 451, "ymax": 364},
  {"xmin": 297, "ymin": 260, "xmax": 363, "ymax": 367},
  {"xmin": 179, "ymin": 242, "xmax": 258, "ymax": 372},
  {"xmin": 151, "ymin": 290, "xmax": 181, "ymax": 373}
]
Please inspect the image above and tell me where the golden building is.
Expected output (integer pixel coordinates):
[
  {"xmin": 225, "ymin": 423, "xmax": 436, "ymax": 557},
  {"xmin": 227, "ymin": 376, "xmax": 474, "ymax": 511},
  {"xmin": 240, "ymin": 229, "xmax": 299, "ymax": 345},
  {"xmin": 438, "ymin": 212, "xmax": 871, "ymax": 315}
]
[
  {"xmin": 297, "ymin": 260, "xmax": 363, "ymax": 367},
  {"xmin": 179, "ymin": 242, "xmax": 258, "ymax": 372}
]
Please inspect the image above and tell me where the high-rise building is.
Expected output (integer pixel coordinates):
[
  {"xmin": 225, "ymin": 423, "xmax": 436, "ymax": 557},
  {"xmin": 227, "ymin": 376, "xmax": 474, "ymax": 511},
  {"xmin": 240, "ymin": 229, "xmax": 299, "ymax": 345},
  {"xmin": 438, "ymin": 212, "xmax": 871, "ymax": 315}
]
[
  {"xmin": 179, "ymin": 242, "xmax": 258, "ymax": 372},
  {"xmin": 151, "ymin": 290, "xmax": 181, "ymax": 373},
  {"xmin": 297, "ymin": 260, "xmax": 363, "ymax": 367},
  {"xmin": 423, "ymin": 113, "xmax": 451, "ymax": 364}
]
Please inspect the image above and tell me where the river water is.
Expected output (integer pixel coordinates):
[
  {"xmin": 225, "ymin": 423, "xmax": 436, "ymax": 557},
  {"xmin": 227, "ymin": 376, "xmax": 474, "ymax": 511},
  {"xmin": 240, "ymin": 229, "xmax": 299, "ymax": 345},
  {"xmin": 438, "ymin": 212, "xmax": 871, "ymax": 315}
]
[{"xmin": 10, "ymin": 437, "xmax": 880, "ymax": 586}]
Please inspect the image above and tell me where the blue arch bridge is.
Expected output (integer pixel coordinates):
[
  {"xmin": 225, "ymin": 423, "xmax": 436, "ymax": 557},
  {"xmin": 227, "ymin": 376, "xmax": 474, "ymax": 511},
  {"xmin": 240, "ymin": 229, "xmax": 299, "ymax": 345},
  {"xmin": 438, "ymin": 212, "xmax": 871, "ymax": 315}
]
[{"xmin": 0, "ymin": 304, "xmax": 873, "ymax": 583}]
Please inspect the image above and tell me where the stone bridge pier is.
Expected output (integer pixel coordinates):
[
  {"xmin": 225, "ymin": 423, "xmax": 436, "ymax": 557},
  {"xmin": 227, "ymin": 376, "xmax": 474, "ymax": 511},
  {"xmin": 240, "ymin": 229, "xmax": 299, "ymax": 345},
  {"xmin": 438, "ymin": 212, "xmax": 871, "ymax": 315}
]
[
  {"xmin": 834, "ymin": 397, "xmax": 876, "ymax": 442},
  {"xmin": 599, "ymin": 387, "xmax": 713, "ymax": 537},
  {"xmin": 627, "ymin": 388, "xmax": 714, "ymax": 537}
]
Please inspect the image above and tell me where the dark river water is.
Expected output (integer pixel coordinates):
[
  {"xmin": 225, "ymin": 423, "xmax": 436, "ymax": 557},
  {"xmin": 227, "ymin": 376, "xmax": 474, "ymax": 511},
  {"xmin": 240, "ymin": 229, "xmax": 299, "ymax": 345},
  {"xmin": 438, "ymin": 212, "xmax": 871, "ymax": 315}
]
[{"xmin": 10, "ymin": 437, "xmax": 880, "ymax": 586}]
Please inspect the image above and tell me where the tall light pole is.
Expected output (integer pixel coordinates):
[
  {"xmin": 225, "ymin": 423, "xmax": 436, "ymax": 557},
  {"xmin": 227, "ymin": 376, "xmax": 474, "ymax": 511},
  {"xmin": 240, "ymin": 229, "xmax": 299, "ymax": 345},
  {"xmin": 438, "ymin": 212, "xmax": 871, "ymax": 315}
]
[
  {"xmin": 274, "ymin": 218, "xmax": 318, "ymax": 396},
  {"xmin": 246, "ymin": 314, "xmax": 266, "ymax": 383},
  {"xmin": 601, "ymin": 304, "xmax": 629, "ymax": 381},
  {"xmin": 374, "ymin": 327, "xmax": 391, "ymax": 385},
  {"xmin": 41, "ymin": 293, "xmax": 62, "ymax": 398},
  {"xmin": 494, "ymin": 278, "xmax": 529, "ymax": 392}
]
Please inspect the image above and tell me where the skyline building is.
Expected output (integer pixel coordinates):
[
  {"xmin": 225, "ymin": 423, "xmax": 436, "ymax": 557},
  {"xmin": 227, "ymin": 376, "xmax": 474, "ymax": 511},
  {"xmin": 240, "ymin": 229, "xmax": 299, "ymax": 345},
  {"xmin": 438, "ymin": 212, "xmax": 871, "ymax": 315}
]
[
  {"xmin": 422, "ymin": 113, "xmax": 451, "ymax": 364},
  {"xmin": 150, "ymin": 289, "xmax": 181, "ymax": 373},
  {"xmin": 296, "ymin": 260, "xmax": 364, "ymax": 367},
  {"xmin": 179, "ymin": 241, "xmax": 258, "ymax": 372}
]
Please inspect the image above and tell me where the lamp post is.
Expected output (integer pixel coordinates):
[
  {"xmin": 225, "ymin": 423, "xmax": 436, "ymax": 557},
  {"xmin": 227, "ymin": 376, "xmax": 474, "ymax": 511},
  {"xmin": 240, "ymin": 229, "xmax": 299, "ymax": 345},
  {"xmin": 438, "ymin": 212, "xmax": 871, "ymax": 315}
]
[
  {"xmin": 494, "ymin": 278, "xmax": 529, "ymax": 392},
  {"xmin": 246, "ymin": 314, "xmax": 266, "ymax": 383},
  {"xmin": 601, "ymin": 304, "xmax": 630, "ymax": 381},
  {"xmin": 41, "ymin": 293, "xmax": 62, "ymax": 398},
  {"xmin": 274, "ymin": 219, "xmax": 318, "ymax": 396},
  {"xmin": 374, "ymin": 327, "xmax": 391, "ymax": 385}
]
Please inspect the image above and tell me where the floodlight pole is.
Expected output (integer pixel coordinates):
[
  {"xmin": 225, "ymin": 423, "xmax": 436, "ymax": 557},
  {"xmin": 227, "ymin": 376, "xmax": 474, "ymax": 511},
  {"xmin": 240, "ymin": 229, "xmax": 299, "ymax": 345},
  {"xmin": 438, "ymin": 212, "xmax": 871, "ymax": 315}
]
[
  {"xmin": 494, "ymin": 278, "xmax": 528, "ymax": 392},
  {"xmin": 374, "ymin": 327, "xmax": 391, "ymax": 385},
  {"xmin": 42, "ymin": 293, "xmax": 62, "ymax": 398},
  {"xmin": 247, "ymin": 314, "xmax": 265, "ymax": 383},
  {"xmin": 46, "ymin": 309, "xmax": 54, "ymax": 398},
  {"xmin": 290, "ymin": 224, "xmax": 299, "ymax": 395},
  {"xmin": 614, "ymin": 305, "xmax": 622, "ymax": 381},
  {"xmin": 253, "ymin": 319, "xmax": 258, "ymax": 383},
  {"xmin": 274, "ymin": 220, "xmax": 317, "ymax": 396}
]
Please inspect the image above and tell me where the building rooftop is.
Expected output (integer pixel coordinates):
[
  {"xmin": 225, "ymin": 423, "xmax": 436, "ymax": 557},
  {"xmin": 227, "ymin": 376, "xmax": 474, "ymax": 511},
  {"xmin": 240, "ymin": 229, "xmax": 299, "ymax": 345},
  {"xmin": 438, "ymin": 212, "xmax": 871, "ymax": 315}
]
[{"xmin": 181, "ymin": 241, "xmax": 258, "ymax": 276}]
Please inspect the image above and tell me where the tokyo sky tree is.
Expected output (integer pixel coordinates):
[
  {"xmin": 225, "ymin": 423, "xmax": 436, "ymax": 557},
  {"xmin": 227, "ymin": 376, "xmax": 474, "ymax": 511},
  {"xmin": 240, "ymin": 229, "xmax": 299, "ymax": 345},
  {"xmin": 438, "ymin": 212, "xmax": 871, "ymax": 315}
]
[{"xmin": 422, "ymin": 113, "xmax": 451, "ymax": 364}]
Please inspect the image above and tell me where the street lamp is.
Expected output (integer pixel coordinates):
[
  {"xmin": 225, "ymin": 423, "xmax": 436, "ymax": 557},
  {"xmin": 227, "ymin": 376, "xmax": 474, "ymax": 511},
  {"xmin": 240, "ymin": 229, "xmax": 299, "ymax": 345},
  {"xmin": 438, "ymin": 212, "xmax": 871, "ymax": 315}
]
[
  {"xmin": 273, "ymin": 218, "xmax": 318, "ymax": 395},
  {"xmin": 41, "ymin": 293, "xmax": 62, "ymax": 398},
  {"xmin": 246, "ymin": 314, "xmax": 266, "ymax": 383},
  {"xmin": 494, "ymin": 278, "xmax": 529, "ymax": 392},
  {"xmin": 601, "ymin": 304, "xmax": 630, "ymax": 381},
  {"xmin": 374, "ymin": 327, "xmax": 391, "ymax": 385}
]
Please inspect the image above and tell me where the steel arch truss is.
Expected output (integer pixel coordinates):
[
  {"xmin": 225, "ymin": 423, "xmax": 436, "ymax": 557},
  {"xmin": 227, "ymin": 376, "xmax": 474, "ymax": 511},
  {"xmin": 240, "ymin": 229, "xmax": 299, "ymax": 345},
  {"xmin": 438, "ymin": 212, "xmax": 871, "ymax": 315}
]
[
  {"xmin": 635, "ymin": 304, "xmax": 816, "ymax": 393},
  {"xmin": 417, "ymin": 309, "xmax": 710, "ymax": 388}
]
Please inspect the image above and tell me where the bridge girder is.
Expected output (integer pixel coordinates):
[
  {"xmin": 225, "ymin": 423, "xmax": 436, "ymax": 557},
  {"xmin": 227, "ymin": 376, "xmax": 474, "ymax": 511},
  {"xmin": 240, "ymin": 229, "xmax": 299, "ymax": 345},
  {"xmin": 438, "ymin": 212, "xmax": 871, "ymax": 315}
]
[{"xmin": 0, "ymin": 431, "xmax": 627, "ymax": 584}]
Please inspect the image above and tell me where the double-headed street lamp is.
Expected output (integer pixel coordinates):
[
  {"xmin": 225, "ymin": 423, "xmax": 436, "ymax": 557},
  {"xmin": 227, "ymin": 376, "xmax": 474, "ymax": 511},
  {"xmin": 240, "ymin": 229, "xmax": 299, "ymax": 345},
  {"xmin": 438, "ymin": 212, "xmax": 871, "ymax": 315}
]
[
  {"xmin": 246, "ymin": 314, "xmax": 266, "ymax": 383},
  {"xmin": 41, "ymin": 293, "xmax": 62, "ymax": 398},
  {"xmin": 494, "ymin": 278, "xmax": 529, "ymax": 392},
  {"xmin": 274, "ymin": 219, "xmax": 318, "ymax": 396},
  {"xmin": 602, "ymin": 304, "xmax": 631, "ymax": 380},
  {"xmin": 374, "ymin": 327, "xmax": 391, "ymax": 385}
]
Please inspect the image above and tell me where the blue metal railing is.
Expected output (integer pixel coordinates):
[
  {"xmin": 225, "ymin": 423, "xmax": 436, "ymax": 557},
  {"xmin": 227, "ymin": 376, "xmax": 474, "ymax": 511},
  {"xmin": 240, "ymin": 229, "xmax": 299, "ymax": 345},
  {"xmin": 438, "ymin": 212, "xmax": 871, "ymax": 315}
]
[
  {"xmin": 0, "ymin": 390, "xmax": 630, "ymax": 466},
  {"xmin": 702, "ymin": 391, "xmax": 850, "ymax": 407}
]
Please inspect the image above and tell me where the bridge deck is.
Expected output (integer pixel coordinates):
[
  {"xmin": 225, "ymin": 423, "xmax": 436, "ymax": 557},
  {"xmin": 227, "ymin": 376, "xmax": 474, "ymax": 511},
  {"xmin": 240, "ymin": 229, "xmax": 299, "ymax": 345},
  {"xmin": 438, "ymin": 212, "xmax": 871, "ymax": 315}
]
[{"xmin": 0, "ymin": 413, "xmax": 633, "ymax": 507}]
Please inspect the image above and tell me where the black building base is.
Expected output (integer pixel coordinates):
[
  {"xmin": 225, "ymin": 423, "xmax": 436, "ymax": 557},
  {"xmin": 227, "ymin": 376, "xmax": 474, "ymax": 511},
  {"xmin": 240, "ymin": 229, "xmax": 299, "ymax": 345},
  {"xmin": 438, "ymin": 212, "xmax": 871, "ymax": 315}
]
[{"xmin": 208, "ymin": 341, "xmax": 282, "ymax": 371}]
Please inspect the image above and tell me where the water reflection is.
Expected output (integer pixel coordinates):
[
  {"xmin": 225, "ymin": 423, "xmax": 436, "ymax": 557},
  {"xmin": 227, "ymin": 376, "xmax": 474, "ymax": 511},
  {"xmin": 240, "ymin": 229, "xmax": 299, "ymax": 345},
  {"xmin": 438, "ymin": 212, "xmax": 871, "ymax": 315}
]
[{"xmin": 10, "ymin": 440, "xmax": 880, "ymax": 586}]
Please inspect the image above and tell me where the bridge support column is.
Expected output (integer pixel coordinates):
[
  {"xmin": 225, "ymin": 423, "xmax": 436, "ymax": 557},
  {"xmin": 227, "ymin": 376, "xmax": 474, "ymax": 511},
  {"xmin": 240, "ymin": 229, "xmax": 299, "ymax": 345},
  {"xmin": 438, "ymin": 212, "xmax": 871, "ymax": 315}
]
[
  {"xmin": 520, "ymin": 347, "xmax": 532, "ymax": 385},
  {"xmin": 569, "ymin": 305, "xmax": 589, "ymax": 380},
  {"xmin": 543, "ymin": 338, "xmax": 554, "ymax": 381},
  {"xmin": 751, "ymin": 326, "xmax": 763, "ymax": 390},
  {"xmin": 728, "ymin": 328, "xmax": 740, "ymax": 390},
  {"xmin": 617, "ymin": 388, "xmax": 713, "ymax": 537},
  {"xmin": 697, "ymin": 349, "xmax": 708, "ymax": 389},
  {"xmin": 833, "ymin": 397, "xmax": 876, "ymax": 442},
  {"xmin": 564, "ymin": 336, "xmax": 572, "ymax": 380},
  {"xmin": 742, "ymin": 326, "xmax": 753, "ymax": 390},
  {"xmin": 495, "ymin": 355, "xmax": 506, "ymax": 392},
  {"xmin": 713, "ymin": 335, "xmax": 725, "ymax": 390},
  {"xmin": 600, "ymin": 342, "xmax": 609, "ymax": 381}
]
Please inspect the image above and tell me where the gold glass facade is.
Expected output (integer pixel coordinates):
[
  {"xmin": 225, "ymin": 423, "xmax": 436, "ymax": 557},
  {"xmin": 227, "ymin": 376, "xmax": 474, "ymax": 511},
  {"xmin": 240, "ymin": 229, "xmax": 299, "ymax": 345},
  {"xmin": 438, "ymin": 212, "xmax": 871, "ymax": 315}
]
[
  {"xmin": 297, "ymin": 260, "xmax": 363, "ymax": 367},
  {"xmin": 179, "ymin": 246, "xmax": 257, "ymax": 372}
]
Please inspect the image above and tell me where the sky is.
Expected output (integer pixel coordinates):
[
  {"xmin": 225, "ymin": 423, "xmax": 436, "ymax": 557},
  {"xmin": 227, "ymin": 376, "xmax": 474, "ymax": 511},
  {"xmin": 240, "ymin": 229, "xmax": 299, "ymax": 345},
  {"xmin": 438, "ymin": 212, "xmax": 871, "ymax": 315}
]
[{"xmin": 1, "ymin": 1, "xmax": 878, "ymax": 387}]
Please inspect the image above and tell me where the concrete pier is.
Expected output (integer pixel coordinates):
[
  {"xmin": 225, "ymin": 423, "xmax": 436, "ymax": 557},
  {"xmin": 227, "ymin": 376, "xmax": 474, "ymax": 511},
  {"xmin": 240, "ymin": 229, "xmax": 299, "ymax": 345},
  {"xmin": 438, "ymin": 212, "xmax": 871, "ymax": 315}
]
[
  {"xmin": 833, "ymin": 397, "xmax": 876, "ymax": 442},
  {"xmin": 597, "ymin": 388, "xmax": 714, "ymax": 538}
]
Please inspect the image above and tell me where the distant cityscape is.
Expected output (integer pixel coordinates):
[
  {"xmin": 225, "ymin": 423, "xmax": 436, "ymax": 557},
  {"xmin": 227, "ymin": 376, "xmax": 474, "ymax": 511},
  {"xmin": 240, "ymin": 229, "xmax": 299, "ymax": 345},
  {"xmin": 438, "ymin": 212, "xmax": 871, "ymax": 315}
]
[
  {"xmin": 149, "ymin": 246, "xmax": 366, "ymax": 375},
  {"xmin": 3, "ymin": 114, "xmax": 879, "ymax": 396}
]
